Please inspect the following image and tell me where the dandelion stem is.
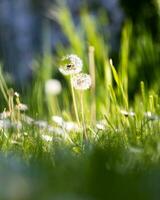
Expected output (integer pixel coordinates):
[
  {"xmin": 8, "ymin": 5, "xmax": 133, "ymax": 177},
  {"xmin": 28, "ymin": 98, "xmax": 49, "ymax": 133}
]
[
  {"xmin": 70, "ymin": 77, "xmax": 80, "ymax": 125},
  {"xmin": 89, "ymin": 46, "xmax": 96, "ymax": 125},
  {"xmin": 80, "ymin": 91, "xmax": 87, "ymax": 141}
]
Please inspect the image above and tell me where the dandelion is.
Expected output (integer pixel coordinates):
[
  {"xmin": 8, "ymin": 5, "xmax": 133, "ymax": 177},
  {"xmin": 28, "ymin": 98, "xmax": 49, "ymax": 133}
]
[
  {"xmin": 59, "ymin": 54, "xmax": 83, "ymax": 125},
  {"xmin": 71, "ymin": 73, "xmax": 91, "ymax": 141},
  {"xmin": 71, "ymin": 73, "xmax": 92, "ymax": 90},
  {"xmin": 45, "ymin": 79, "xmax": 62, "ymax": 95},
  {"xmin": 59, "ymin": 54, "xmax": 83, "ymax": 75}
]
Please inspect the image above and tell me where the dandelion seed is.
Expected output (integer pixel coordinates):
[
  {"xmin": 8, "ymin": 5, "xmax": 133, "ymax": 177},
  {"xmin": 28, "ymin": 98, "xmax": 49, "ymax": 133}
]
[
  {"xmin": 45, "ymin": 79, "xmax": 62, "ymax": 95},
  {"xmin": 52, "ymin": 115, "xmax": 64, "ymax": 126},
  {"xmin": 71, "ymin": 73, "xmax": 92, "ymax": 90},
  {"xmin": 59, "ymin": 54, "xmax": 83, "ymax": 75}
]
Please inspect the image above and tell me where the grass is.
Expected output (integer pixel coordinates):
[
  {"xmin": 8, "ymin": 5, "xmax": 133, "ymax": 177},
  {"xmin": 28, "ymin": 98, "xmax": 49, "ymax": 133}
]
[{"xmin": 0, "ymin": 3, "xmax": 160, "ymax": 200}]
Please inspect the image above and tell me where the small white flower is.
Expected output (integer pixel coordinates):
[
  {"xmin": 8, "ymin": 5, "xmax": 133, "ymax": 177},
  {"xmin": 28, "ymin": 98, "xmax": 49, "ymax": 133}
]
[
  {"xmin": 64, "ymin": 121, "xmax": 80, "ymax": 132},
  {"xmin": 53, "ymin": 127, "xmax": 64, "ymax": 135},
  {"xmin": 144, "ymin": 111, "xmax": 159, "ymax": 120},
  {"xmin": 52, "ymin": 116, "xmax": 64, "ymax": 126},
  {"xmin": 21, "ymin": 114, "xmax": 34, "ymax": 125},
  {"xmin": 45, "ymin": 79, "xmax": 62, "ymax": 95},
  {"xmin": 71, "ymin": 73, "xmax": 92, "ymax": 90},
  {"xmin": 47, "ymin": 126, "xmax": 65, "ymax": 136},
  {"xmin": 16, "ymin": 103, "xmax": 28, "ymax": 111},
  {"xmin": 96, "ymin": 120, "xmax": 106, "ymax": 130},
  {"xmin": 96, "ymin": 123, "xmax": 105, "ymax": 130},
  {"xmin": 12, "ymin": 121, "xmax": 22, "ymax": 129},
  {"xmin": 42, "ymin": 135, "xmax": 53, "ymax": 142},
  {"xmin": 0, "ymin": 119, "xmax": 11, "ymax": 129},
  {"xmin": 59, "ymin": 54, "xmax": 83, "ymax": 75},
  {"xmin": 0, "ymin": 111, "xmax": 10, "ymax": 119},
  {"xmin": 34, "ymin": 120, "xmax": 48, "ymax": 128}
]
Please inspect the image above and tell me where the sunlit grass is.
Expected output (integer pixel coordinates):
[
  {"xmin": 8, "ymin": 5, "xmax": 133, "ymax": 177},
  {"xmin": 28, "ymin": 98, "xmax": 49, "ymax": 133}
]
[{"xmin": 0, "ymin": 4, "xmax": 160, "ymax": 200}]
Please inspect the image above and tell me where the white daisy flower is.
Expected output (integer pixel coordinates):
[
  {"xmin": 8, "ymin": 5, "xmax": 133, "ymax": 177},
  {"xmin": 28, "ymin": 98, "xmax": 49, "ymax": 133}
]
[
  {"xmin": 45, "ymin": 79, "xmax": 62, "ymax": 95},
  {"xmin": 71, "ymin": 73, "xmax": 92, "ymax": 90},
  {"xmin": 59, "ymin": 54, "xmax": 83, "ymax": 75}
]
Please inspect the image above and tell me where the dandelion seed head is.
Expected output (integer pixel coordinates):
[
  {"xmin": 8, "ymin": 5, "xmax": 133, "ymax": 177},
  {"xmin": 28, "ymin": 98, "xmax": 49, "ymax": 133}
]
[
  {"xmin": 71, "ymin": 73, "xmax": 92, "ymax": 90},
  {"xmin": 45, "ymin": 79, "xmax": 62, "ymax": 95},
  {"xmin": 59, "ymin": 54, "xmax": 83, "ymax": 75}
]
